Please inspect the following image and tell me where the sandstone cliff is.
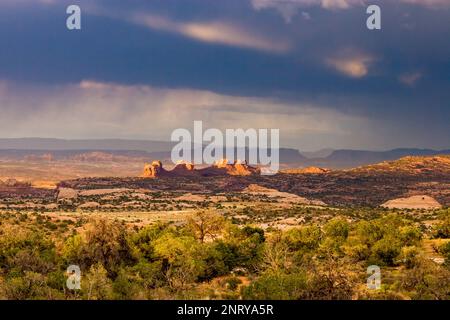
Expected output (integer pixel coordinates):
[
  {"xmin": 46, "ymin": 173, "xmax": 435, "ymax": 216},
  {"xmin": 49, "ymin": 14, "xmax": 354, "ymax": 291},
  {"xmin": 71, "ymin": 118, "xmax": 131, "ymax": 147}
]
[{"xmin": 142, "ymin": 159, "xmax": 260, "ymax": 178}]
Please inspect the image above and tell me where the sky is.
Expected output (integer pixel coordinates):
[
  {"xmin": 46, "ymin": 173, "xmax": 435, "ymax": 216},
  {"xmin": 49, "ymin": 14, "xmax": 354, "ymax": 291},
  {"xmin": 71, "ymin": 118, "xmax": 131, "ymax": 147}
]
[{"xmin": 0, "ymin": 0, "xmax": 449, "ymax": 151}]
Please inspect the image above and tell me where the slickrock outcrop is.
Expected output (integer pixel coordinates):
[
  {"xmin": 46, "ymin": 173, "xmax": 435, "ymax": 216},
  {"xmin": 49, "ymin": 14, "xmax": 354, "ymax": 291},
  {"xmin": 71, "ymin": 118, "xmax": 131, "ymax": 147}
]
[
  {"xmin": 381, "ymin": 195, "xmax": 442, "ymax": 209},
  {"xmin": 57, "ymin": 187, "xmax": 78, "ymax": 200},
  {"xmin": 243, "ymin": 184, "xmax": 326, "ymax": 206}
]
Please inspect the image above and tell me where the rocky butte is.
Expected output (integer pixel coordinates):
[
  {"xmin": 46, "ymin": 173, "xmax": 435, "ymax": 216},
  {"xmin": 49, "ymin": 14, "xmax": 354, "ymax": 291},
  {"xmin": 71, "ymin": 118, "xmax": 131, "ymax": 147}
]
[{"xmin": 142, "ymin": 159, "xmax": 260, "ymax": 178}]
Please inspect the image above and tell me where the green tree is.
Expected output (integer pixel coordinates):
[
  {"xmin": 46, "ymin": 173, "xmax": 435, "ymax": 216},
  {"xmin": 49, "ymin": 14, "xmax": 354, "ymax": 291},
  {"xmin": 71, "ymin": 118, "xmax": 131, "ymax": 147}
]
[
  {"xmin": 62, "ymin": 219, "xmax": 135, "ymax": 276},
  {"xmin": 83, "ymin": 263, "xmax": 114, "ymax": 300},
  {"xmin": 0, "ymin": 225, "xmax": 57, "ymax": 275},
  {"xmin": 187, "ymin": 211, "xmax": 226, "ymax": 243},
  {"xmin": 153, "ymin": 231, "xmax": 205, "ymax": 290}
]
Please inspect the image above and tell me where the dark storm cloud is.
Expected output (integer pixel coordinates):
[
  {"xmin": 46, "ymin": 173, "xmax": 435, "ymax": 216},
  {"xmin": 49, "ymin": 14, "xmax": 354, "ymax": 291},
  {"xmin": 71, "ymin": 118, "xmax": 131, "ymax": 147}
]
[{"xmin": 0, "ymin": 0, "xmax": 448, "ymax": 149}]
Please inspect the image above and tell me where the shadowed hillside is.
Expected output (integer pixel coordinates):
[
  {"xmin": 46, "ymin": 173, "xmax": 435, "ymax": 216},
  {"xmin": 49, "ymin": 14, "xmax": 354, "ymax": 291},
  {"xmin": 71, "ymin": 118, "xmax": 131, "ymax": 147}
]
[{"xmin": 55, "ymin": 155, "xmax": 450, "ymax": 207}]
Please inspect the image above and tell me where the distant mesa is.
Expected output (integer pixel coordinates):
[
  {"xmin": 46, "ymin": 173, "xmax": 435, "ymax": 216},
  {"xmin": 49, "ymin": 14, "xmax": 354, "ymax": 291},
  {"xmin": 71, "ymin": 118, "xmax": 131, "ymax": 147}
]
[
  {"xmin": 381, "ymin": 195, "xmax": 442, "ymax": 209},
  {"xmin": 142, "ymin": 159, "xmax": 260, "ymax": 178},
  {"xmin": 281, "ymin": 166, "xmax": 331, "ymax": 174},
  {"xmin": 24, "ymin": 153, "xmax": 54, "ymax": 161}
]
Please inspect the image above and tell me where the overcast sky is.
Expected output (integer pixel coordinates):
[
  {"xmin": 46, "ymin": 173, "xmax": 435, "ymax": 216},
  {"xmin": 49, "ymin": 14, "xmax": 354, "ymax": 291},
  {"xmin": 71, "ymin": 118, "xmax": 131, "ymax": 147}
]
[{"xmin": 0, "ymin": 0, "xmax": 449, "ymax": 151}]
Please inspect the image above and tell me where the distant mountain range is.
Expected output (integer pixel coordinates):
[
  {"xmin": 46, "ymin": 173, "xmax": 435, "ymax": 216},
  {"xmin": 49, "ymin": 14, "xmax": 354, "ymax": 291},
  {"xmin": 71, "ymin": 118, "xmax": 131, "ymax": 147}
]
[
  {"xmin": 0, "ymin": 138, "xmax": 449, "ymax": 169},
  {"xmin": 299, "ymin": 148, "xmax": 335, "ymax": 159},
  {"xmin": 0, "ymin": 138, "xmax": 173, "ymax": 152}
]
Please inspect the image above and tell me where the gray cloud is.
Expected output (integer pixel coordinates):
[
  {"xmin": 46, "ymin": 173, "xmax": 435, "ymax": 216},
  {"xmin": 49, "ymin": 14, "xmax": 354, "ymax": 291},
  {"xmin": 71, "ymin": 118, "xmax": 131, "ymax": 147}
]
[
  {"xmin": 0, "ymin": 80, "xmax": 368, "ymax": 148},
  {"xmin": 130, "ymin": 13, "xmax": 290, "ymax": 53},
  {"xmin": 0, "ymin": 0, "xmax": 448, "ymax": 150}
]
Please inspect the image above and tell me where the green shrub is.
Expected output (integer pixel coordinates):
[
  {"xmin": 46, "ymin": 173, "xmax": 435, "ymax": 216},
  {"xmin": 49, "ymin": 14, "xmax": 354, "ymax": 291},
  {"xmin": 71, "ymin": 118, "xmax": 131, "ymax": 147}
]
[
  {"xmin": 241, "ymin": 272, "xmax": 307, "ymax": 300},
  {"xmin": 433, "ymin": 218, "xmax": 450, "ymax": 239},
  {"xmin": 370, "ymin": 237, "xmax": 402, "ymax": 266}
]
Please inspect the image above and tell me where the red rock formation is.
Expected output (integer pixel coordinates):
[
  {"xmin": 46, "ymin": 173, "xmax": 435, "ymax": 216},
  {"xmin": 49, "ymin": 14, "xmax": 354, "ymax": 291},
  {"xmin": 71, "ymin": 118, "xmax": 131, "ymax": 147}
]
[
  {"xmin": 198, "ymin": 159, "xmax": 260, "ymax": 176},
  {"xmin": 143, "ymin": 160, "xmax": 168, "ymax": 178},
  {"xmin": 143, "ymin": 159, "xmax": 260, "ymax": 178},
  {"xmin": 281, "ymin": 167, "xmax": 331, "ymax": 174},
  {"xmin": 171, "ymin": 161, "xmax": 198, "ymax": 176},
  {"xmin": 233, "ymin": 159, "xmax": 261, "ymax": 176}
]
